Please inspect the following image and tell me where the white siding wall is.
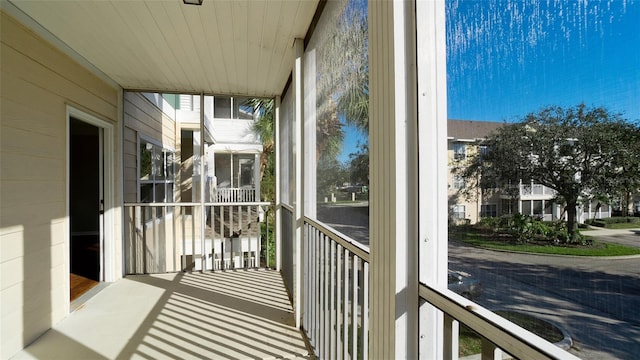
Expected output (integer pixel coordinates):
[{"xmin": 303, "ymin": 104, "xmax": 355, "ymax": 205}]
[
  {"xmin": 123, "ymin": 92, "xmax": 177, "ymax": 203},
  {"xmin": 0, "ymin": 12, "xmax": 119, "ymax": 359}
]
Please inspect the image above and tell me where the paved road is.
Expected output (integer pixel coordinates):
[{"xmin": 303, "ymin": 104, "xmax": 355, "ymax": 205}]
[
  {"xmin": 317, "ymin": 205, "xmax": 640, "ymax": 358},
  {"xmin": 450, "ymin": 228, "xmax": 640, "ymax": 360}
]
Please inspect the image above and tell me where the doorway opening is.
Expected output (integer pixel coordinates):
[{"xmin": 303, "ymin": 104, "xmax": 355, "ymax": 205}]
[{"xmin": 69, "ymin": 117, "xmax": 103, "ymax": 301}]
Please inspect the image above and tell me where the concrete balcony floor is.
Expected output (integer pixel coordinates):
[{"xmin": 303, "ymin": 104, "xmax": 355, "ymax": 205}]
[{"xmin": 13, "ymin": 270, "xmax": 312, "ymax": 360}]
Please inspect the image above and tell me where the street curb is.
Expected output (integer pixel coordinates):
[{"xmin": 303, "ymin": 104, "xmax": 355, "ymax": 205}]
[
  {"xmin": 450, "ymin": 239, "xmax": 640, "ymax": 260},
  {"xmin": 477, "ymin": 247, "xmax": 640, "ymax": 260}
]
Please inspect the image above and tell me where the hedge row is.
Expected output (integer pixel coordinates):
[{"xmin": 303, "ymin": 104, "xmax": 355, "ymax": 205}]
[{"xmin": 589, "ymin": 217, "xmax": 640, "ymax": 227}]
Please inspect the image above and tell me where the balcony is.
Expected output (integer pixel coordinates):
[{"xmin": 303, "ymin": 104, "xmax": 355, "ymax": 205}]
[
  {"xmin": 15, "ymin": 203, "xmax": 577, "ymax": 359},
  {"xmin": 216, "ymin": 187, "xmax": 257, "ymax": 203},
  {"xmin": 12, "ymin": 271, "xmax": 311, "ymax": 359}
]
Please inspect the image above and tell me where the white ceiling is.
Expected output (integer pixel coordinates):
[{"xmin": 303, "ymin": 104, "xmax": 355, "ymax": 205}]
[{"xmin": 8, "ymin": 0, "xmax": 319, "ymax": 97}]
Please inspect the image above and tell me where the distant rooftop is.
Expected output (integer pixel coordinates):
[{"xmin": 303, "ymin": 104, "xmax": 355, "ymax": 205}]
[{"xmin": 448, "ymin": 119, "xmax": 503, "ymax": 140}]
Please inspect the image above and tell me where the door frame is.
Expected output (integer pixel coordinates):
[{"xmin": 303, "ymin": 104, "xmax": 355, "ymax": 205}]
[{"xmin": 66, "ymin": 106, "xmax": 116, "ymax": 286}]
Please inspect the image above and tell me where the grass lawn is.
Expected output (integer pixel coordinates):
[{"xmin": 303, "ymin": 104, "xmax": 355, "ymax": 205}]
[
  {"xmin": 454, "ymin": 230, "xmax": 640, "ymax": 256},
  {"xmin": 459, "ymin": 311, "xmax": 564, "ymax": 357}
]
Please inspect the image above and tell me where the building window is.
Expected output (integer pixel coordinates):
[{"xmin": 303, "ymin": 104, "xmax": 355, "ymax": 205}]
[
  {"xmin": 481, "ymin": 204, "xmax": 497, "ymax": 217},
  {"xmin": 214, "ymin": 96, "xmax": 255, "ymax": 120},
  {"xmin": 233, "ymin": 97, "xmax": 255, "ymax": 120},
  {"xmin": 453, "ymin": 175, "xmax": 465, "ymax": 189},
  {"xmin": 452, "ymin": 204, "xmax": 466, "ymax": 219},
  {"xmin": 501, "ymin": 198, "xmax": 515, "ymax": 215},
  {"xmin": 139, "ymin": 139, "xmax": 175, "ymax": 203},
  {"xmin": 214, "ymin": 96, "xmax": 232, "ymax": 118},
  {"xmin": 453, "ymin": 143, "xmax": 466, "ymax": 161}
]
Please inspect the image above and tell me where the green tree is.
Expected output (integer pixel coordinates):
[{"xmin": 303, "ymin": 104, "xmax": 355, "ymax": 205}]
[
  {"xmin": 349, "ymin": 142, "xmax": 369, "ymax": 185},
  {"xmin": 251, "ymin": 98, "xmax": 275, "ymax": 201},
  {"xmin": 458, "ymin": 104, "xmax": 640, "ymax": 242},
  {"xmin": 316, "ymin": 0, "xmax": 368, "ymax": 161},
  {"xmin": 317, "ymin": 156, "xmax": 349, "ymax": 200}
]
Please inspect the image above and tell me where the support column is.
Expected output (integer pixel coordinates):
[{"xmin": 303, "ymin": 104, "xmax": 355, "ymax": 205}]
[
  {"xmin": 369, "ymin": 2, "xmax": 419, "ymax": 358},
  {"xmin": 275, "ymin": 96, "xmax": 282, "ymax": 271},
  {"xmin": 293, "ymin": 38, "xmax": 305, "ymax": 329},
  {"xmin": 199, "ymin": 93, "xmax": 206, "ymax": 272},
  {"xmin": 254, "ymin": 153, "xmax": 260, "ymax": 201},
  {"xmin": 416, "ymin": 1, "xmax": 448, "ymax": 359}
]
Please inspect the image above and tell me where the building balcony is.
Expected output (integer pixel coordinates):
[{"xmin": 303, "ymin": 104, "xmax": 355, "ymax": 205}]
[
  {"xmin": 12, "ymin": 271, "xmax": 311, "ymax": 360},
  {"xmin": 15, "ymin": 204, "xmax": 577, "ymax": 359}
]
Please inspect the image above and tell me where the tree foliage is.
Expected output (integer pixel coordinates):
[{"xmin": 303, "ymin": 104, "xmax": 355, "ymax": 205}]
[
  {"xmin": 251, "ymin": 98, "xmax": 275, "ymax": 201},
  {"xmin": 349, "ymin": 142, "xmax": 369, "ymax": 185},
  {"xmin": 458, "ymin": 104, "xmax": 640, "ymax": 241},
  {"xmin": 315, "ymin": 0, "xmax": 368, "ymax": 161}
]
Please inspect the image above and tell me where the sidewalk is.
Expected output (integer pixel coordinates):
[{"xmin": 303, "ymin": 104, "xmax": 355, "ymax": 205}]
[{"xmin": 580, "ymin": 227, "xmax": 640, "ymax": 236}]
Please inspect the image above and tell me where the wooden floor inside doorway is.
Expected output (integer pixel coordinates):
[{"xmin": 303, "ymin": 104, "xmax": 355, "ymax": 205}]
[{"xmin": 70, "ymin": 273, "xmax": 99, "ymax": 302}]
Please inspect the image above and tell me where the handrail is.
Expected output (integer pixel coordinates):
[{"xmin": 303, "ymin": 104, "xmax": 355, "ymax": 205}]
[
  {"xmin": 418, "ymin": 283, "xmax": 580, "ymax": 360},
  {"xmin": 124, "ymin": 201, "xmax": 272, "ymax": 207},
  {"xmin": 123, "ymin": 202, "xmax": 274, "ymax": 273},
  {"xmin": 303, "ymin": 216, "xmax": 370, "ymax": 262},
  {"xmin": 280, "ymin": 203, "xmax": 294, "ymax": 213}
]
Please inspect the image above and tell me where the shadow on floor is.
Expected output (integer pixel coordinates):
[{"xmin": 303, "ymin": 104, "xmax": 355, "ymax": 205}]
[{"xmin": 14, "ymin": 270, "xmax": 313, "ymax": 360}]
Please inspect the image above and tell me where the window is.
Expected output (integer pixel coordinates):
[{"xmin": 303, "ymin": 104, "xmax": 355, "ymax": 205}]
[
  {"xmin": 214, "ymin": 96, "xmax": 231, "ymax": 118},
  {"xmin": 452, "ymin": 204, "xmax": 466, "ymax": 219},
  {"xmin": 214, "ymin": 96, "xmax": 255, "ymax": 120},
  {"xmin": 521, "ymin": 200, "xmax": 531, "ymax": 215},
  {"xmin": 453, "ymin": 143, "xmax": 466, "ymax": 161},
  {"xmin": 139, "ymin": 138, "xmax": 175, "ymax": 203},
  {"xmin": 453, "ymin": 175, "xmax": 465, "ymax": 190},
  {"xmin": 480, "ymin": 204, "xmax": 497, "ymax": 217},
  {"xmin": 501, "ymin": 198, "xmax": 515, "ymax": 215},
  {"xmin": 233, "ymin": 97, "xmax": 255, "ymax": 120}
]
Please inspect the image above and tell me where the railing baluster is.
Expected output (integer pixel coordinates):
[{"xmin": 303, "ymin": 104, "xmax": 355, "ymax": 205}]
[
  {"xmin": 324, "ymin": 234, "xmax": 331, "ymax": 358},
  {"xmin": 330, "ymin": 239, "xmax": 337, "ymax": 359},
  {"xmin": 343, "ymin": 250, "xmax": 350, "ymax": 360},
  {"xmin": 160, "ymin": 206, "xmax": 167, "ymax": 272},
  {"xmin": 444, "ymin": 313, "xmax": 459, "ymax": 360},
  {"xmin": 481, "ymin": 339, "xmax": 502, "ymax": 360},
  {"xmin": 311, "ymin": 225, "xmax": 317, "ymax": 349},
  {"xmin": 182, "ymin": 206, "xmax": 187, "ymax": 272},
  {"xmin": 172, "ymin": 205, "xmax": 178, "ymax": 272},
  {"xmin": 351, "ymin": 256, "xmax": 359, "ymax": 359},
  {"xmin": 336, "ymin": 244, "xmax": 343, "ymax": 360},
  {"xmin": 191, "ymin": 204, "xmax": 195, "ymax": 272},
  {"xmin": 362, "ymin": 261, "xmax": 369, "ymax": 360},
  {"xmin": 319, "ymin": 230, "xmax": 325, "ymax": 358}
]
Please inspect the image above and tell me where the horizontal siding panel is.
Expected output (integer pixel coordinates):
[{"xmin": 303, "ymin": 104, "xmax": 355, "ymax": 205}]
[
  {"xmin": 1, "ymin": 44, "xmax": 116, "ymax": 121},
  {"xmin": 1, "ymin": 13, "xmax": 117, "ymax": 110},
  {"xmin": 0, "ymin": 180, "xmax": 65, "ymax": 211},
  {"xmin": 0, "ymin": 96, "xmax": 65, "ymax": 137},
  {"xmin": 0, "ymin": 202, "xmax": 65, "ymax": 229},
  {"xmin": 0, "ymin": 228, "xmax": 24, "ymax": 263},
  {"xmin": 1, "ymin": 126, "xmax": 62, "ymax": 159},
  {"xmin": 1, "ymin": 153, "xmax": 65, "ymax": 181}
]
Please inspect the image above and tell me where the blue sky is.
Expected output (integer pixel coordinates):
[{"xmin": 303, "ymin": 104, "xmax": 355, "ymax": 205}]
[
  {"xmin": 446, "ymin": 0, "xmax": 640, "ymax": 122},
  {"xmin": 338, "ymin": 0, "xmax": 639, "ymax": 163}
]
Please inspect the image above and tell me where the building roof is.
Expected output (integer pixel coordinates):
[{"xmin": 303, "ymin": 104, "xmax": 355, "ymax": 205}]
[{"xmin": 448, "ymin": 119, "xmax": 503, "ymax": 141}]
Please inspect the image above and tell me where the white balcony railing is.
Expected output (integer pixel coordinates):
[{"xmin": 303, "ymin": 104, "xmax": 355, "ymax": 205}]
[
  {"xmin": 124, "ymin": 202, "xmax": 272, "ymax": 274},
  {"xmin": 303, "ymin": 217, "xmax": 370, "ymax": 359},
  {"xmin": 520, "ymin": 183, "xmax": 556, "ymax": 197},
  {"xmin": 297, "ymin": 218, "xmax": 577, "ymax": 360},
  {"xmin": 419, "ymin": 284, "xmax": 579, "ymax": 360},
  {"xmin": 216, "ymin": 187, "xmax": 256, "ymax": 203},
  {"xmin": 125, "ymin": 202, "xmax": 577, "ymax": 359}
]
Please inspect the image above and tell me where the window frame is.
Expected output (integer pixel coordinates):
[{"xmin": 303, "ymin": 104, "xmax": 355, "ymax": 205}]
[
  {"xmin": 453, "ymin": 142, "xmax": 467, "ymax": 161},
  {"xmin": 137, "ymin": 134, "xmax": 176, "ymax": 204}
]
